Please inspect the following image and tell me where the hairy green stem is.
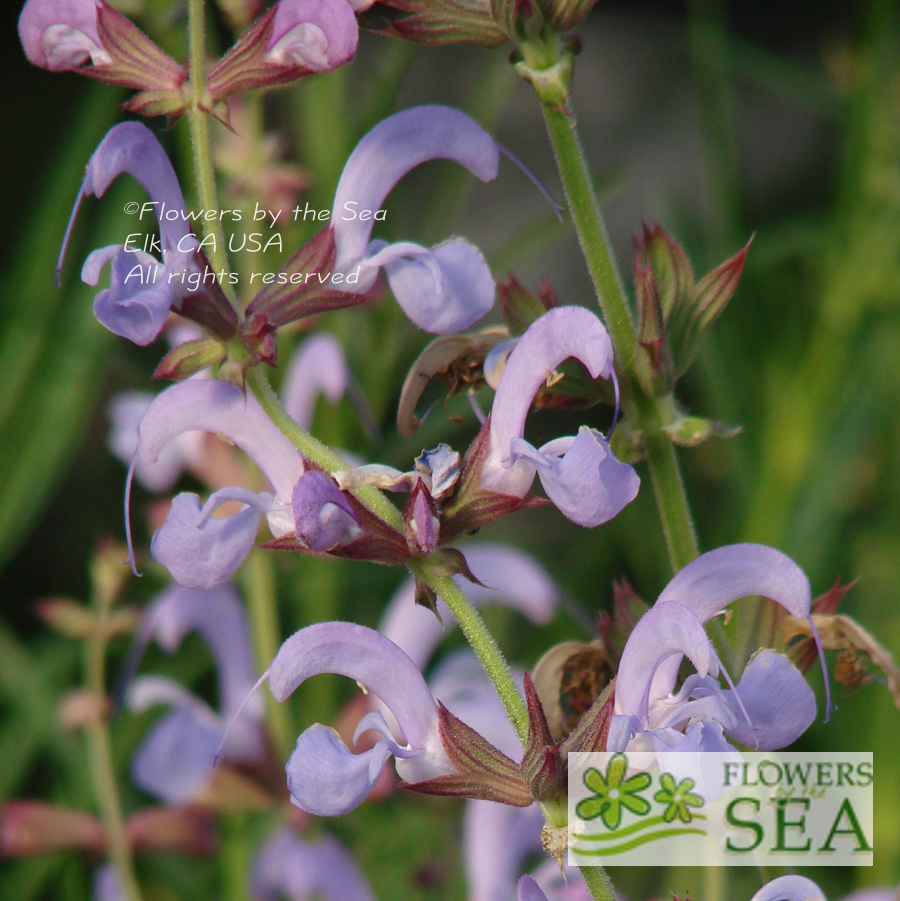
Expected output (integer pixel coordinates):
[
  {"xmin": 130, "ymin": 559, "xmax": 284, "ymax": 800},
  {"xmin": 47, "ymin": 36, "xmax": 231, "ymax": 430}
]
[
  {"xmin": 526, "ymin": 52, "xmax": 700, "ymax": 577},
  {"xmin": 538, "ymin": 102, "xmax": 637, "ymax": 378},
  {"xmin": 642, "ymin": 429, "xmax": 700, "ymax": 572},
  {"xmin": 246, "ymin": 366, "xmax": 403, "ymax": 531},
  {"xmin": 85, "ymin": 602, "xmax": 142, "ymax": 901},
  {"xmin": 410, "ymin": 561, "xmax": 528, "ymax": 743},
  {"xmin": 579, "ymin": 864, "xmax": 618, "ymax": 901},
  {"xmin": 241, "ymin": 549, "xmax": 294, "ymax": 761},
  {"xmin": 187, "ymin": 0, "xmax": 236, "ymax": 303}
]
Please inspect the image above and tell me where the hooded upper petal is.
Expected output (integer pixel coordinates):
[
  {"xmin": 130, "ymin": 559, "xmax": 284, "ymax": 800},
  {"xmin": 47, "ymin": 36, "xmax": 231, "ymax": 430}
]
[
  {"xmin": 19, "ymin": 0, "xmax": 107, "ymax": 70},
  {"xmin": 481, "ymin": 307, "xmax": 638, "ymax": 523},
  {"xmin": 61, "ymin": 122, "xmax": 199, "ymax": 344},
  {"xmin": 612, "ymin": 602, "xmax": 714, "ymax": 723},
  {"xmin": 76, "ymin": 122, "xmax": 193, "ymax": 251},
  {"xmin": 749, "ymin": 876, "xmax": 826, "ymax": 901},
  {"xmin": 651, "ymin": 543, "xmax": 812, "ymax": 701},
  {"xmin": 107, "ymin": 391, "xmax": 204, "ymax": 492},
  {"xmin": 270, "ymin": 622, "xmax": 451, "ymax": 815},
  {"xmin": 136, "ymin": 380, "xmax": 305, "ymax": 506},
  {"xmin": 266, "ymin": 0, "xmax": 359, "ymax": 71},
  {"xmin": 331, "ymin": 105, "xmax": 499, "ymax": 332}
]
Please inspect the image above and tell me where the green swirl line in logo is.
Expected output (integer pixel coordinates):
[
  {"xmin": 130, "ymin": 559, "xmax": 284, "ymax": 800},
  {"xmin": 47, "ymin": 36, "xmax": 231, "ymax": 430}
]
[
  {"xmin": 576, "ymin": 813, "xmax": 707, "ymax": 843},
  {"xmin": 572, "ymin": 826, "xmax": 707, "ymax": 856}
]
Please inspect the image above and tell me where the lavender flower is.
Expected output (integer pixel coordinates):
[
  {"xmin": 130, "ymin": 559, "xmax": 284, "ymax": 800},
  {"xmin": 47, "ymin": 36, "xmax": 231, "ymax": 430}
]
[
  {"xmin": 608, "ymin": 544, "xmax": 832, "ymax": 755},
  {"xmin": 60, "ymin": 122, "xmax": 202, "ymax": 345},
  {"xmin": 480, "ymin": 306, "xmax": 640, "ymax": 526},
  {"xmin": 125, "ymin": 585, "xmax": 264, "ymax": 803},
  {"xmin": 267, "ymin": 622, "xmax": 455, "ymax": 816},
  {"xmin": 330, "ymin": 105, "xmax": 499, "ymax": 333},
  {"xmin": 134, "ymin": 380, "xmax": 306, "ymax": 587},
  {"xmin": 252, "ymin": 827, "xmax": 375, "ymax": 901}
]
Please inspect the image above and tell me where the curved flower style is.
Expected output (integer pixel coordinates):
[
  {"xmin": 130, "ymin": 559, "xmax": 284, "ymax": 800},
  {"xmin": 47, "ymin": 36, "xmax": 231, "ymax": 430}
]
[
  {"xmin": 609, "ymin": 544, "xmax": 831, "ymax": 755},
  {"xmin": 135, "ymin": 380, "xmax": 306, "ymax": 588},
  {"xmin": 125, "ymin": 584, "xmax": 264, "ymax": 804},
  {"xmin": 252, "ymin": 827, "xmax": 375, "ymax": 901},
  {"xmin": 60, "ymin": 122, "xmax": 201, "ymax": 345},
  {"xmin": 268, "ymin": 622, "xmax": 454, "ymax": 816},
  {"xmin": 331, "ymin": 105, "xmax": 500, "ymax": 334},
  {"xmin": 19, "ymin": 0, "xmax": 108, "ymax": 70},
  {"xmin": 480, "ymin": 306, "xmax": 640, "ymax": 526}
]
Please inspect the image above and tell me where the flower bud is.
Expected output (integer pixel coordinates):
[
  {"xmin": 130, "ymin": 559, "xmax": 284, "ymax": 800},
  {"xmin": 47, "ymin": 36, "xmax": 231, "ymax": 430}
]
[
  {"xmin": 19, "ymin": 0, "xmax": 188, "ymax": 116},
  {"xmin": 1, "ymin": 802, "xmax": 105, "ymax": 857},
  {"xmin": 542, "ymin": 0, "xmax": 599, "ymax": 32},
  {"xmin": 207, "ymin": 0, "xmax": 359, "ymax": 101},
  {"xmin": 372, "ymin": 0, "xmax": 506, "ymax": 47}
]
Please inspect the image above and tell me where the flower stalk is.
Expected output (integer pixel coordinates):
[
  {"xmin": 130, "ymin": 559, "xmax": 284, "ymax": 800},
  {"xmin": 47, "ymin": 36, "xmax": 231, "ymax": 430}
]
[
  {"xmin": 84, "ymin": 581, "xmax": 143, "ymax": 901},
  {"xmin": 519, "ymin": 37, "xmax": 700, "ymax": 576},
  {"xmin": 408, "ymin": 559, "xmax": 529, "ymax": 744},
  {"xmin": 187, "ymin": 0, "xmax": 237, "ymax": 304}
]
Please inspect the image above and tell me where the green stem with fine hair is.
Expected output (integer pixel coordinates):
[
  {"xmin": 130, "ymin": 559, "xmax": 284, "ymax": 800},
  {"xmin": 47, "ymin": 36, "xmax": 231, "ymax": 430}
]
[
  {"xmin": 537, "ymin": 101, "xmax": 637, "ymax": 379},
  {"xmin": 187, "ymin": 0, "xmax": 237, "ymax": 304},
  {"xmin": 85, "ymin": 597, "xmax": 143, "ymax": 901},
  {"xmin": 579, "ymin": 863, "xmax": 618, "ymax": 901},
  {"xmin": 241, "ymin": 548, "xmax": 295, "ymax": 761},
  {"xmin": 520, "ymin": 41, "xmax": 700, "ymax": 576},
  {"xmin": 246, "ymin": 366, "xmax": 403, "ymax": 532},
  {"xmin": 409, "ymin": 560, "xmax": 529, "ymax": 744}
]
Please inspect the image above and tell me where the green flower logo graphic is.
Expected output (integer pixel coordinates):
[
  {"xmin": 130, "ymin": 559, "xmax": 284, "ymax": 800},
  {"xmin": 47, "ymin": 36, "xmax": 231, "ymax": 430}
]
[
  {"xmin": 654, "ymin": 773, "xmax": 704, "ymax": 824},
  {"xmin": 576, "ymin": 753, "xmax": 651, "ymax": 829}
]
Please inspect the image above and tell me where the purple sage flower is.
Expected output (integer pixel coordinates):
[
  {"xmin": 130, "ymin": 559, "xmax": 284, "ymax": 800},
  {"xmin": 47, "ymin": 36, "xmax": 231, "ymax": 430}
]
[
  {"xmin": 267, "ymin": 621, "xmax": 455, "ymax": 816},
  {"xmin": 134, "ymin": 380, "xmax": 306, "ymax": 587},
  {"xmin": 19, "ymin": 0, "xmax": 108, "ymax": 70},
  {"xmin": 252, "ymin": 827, "xmax": 375, "ymax": 901},
  {"xmin": 331, "ymin": 105, "xmax": 500, "ymax": 334},
  {"xmin": 125, "ymin": 584, "xmax": 264, "ymax": 804},
  {"xmin": 608, "ymin": 544, "xmax": 833, "ymax": 755},
  {"xmin": 480, "ymin": 306, "xmax": 640, "ymax": 527},
  {"xmin": 60, "ymin": 122, "xmax": 201, "ymax": 345}
]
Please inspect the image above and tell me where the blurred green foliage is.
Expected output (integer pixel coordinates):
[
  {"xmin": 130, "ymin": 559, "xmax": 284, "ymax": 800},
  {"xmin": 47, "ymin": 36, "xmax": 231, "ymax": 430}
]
[{"xmin": 1, "ymin": 1, "xmax": 898, "ymax": 899}]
